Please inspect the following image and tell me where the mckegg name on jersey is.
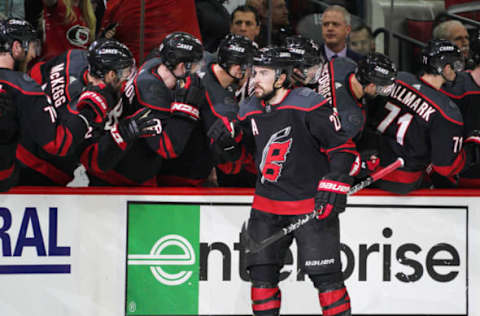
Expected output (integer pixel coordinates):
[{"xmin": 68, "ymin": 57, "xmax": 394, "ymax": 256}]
[{"xmin": 389, "ymin": 84, "xmax": 436, "ymax": 122}]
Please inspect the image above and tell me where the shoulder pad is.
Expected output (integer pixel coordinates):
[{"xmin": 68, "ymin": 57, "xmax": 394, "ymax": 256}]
[
  {"xmin": 396, "ymin": 71, "xmax": 417, "ymax": 83},
  {"xmin": 287, "ymin": 87, "xmax": 327, "ymax": 109},
  {"xmin": 238, "ymin": 95, "xmax": 262, "ymax": 119},
  {"xmin": 295, "ymin": 87, "xmax": 316, "ymax": 97},
  {"xmin": 332, "ymin": 57, "xmax": 357, "ymax": 83},
  {"xmin": 9, "ymin": 71, "xmax": 43, "ymax": 93},
  {"xmin": 444, "ymin": 98, "xmax": 463, "ymax": 123},
  {"xmin": 136, "ymin": 66, "xmax": 170, "ymax": 110}
]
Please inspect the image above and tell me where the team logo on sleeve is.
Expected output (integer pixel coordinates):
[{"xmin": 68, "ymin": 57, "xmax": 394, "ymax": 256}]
[{"xmin": 259, "ymin": 127, "xmax": 292, "ymax": 183}]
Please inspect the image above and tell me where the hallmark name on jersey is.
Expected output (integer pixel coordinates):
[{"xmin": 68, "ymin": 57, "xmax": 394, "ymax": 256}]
[{"xmin": 389, "ymin": 84, "xmax": 436, "ymax": 122}]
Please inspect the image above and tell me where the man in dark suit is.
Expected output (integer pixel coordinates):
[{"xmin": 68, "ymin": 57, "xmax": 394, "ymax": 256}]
[{"xmin": 321, "ymin": 5, "xmax": 362, "ymax": 63}]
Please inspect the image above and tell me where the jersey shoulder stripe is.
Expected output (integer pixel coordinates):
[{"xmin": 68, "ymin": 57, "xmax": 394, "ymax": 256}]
[{"xmin": 395, "ymin": 72, "xmax": 463, "ymax": 125}]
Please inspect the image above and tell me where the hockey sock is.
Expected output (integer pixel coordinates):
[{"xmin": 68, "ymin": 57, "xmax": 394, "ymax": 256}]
[
  {"xmin": 318, "ymin": 282, "xmax": 351, "ymax": 316},
  {"xmin": 251, "ymin": 282, "xmax": 281, "ymax": 316}
]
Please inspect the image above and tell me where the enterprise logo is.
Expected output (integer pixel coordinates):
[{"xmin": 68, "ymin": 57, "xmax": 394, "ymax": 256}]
[{"xmin": 128, "ymin": 234, "xmax": 195, "ymax": 286}]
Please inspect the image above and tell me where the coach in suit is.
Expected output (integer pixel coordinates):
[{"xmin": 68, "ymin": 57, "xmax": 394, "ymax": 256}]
[{"xmin": 321, "ymin": 4, "xmax": 362, "ymax": 63}]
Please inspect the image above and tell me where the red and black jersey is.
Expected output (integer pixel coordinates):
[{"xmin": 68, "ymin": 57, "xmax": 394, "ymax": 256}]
[
  {"xmin": 361, "ymin": 71, "xmax": 465, "ymax": 193},
  {"xmin": 17, "ymin": 50, "xmax": 89, "ymax": 185},
  {"xmin": 440, "ymin": 71, "xmax": 480, "ymax": 135},
  {"xmin": 440, "ymin": 71, "xmax": 480, "ymax": 187},
  {"xmin": 0, "ymin": 69, "xmax": 89, "ymax": 186},
  {"xmin": 238, "ymin": 87, "xmax": 358, "ymax": 215},
  {"xmin": 81, "ymin": 57, "xmax": 211, "ymax": 186},
  {"xmin": 0, "ymin": 86, "xmax": 18, "ymax": 191},
  {"xmin": 0, "ymin": 142, "xmax": 17, "ymax": 191},
  {"xmin": 314, "ymin": 57, "xmax": 365, "ymax": 141},
  {"xmin": 199, "ymin": 62, "xmax": 256, "ymax": 187}
]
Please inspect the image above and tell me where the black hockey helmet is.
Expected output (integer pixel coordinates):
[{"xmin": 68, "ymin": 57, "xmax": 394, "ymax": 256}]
[
  {"xmin": 217, "ymin": 33, "xmax": 257, "ymax": 74},
  {"xmin": 284, "ymin": 34, "xmax": 323, "ymax": 68},
  {"xmin": 253, "ymin": 46, "xmax": 294, "ymax": 70},
  {"xmin": 357, "ymin": 52, "xmax": 397, "ymax": 86},
  {"xmin": 421, "ymin": 39, "xmax": 464, "ymax": 75},
  {"xmin": 159, "ymin": 31, "xmax": 204, "ymax": 72},
  {"xmin": 253, "ymin": 46, "xmax": 294, "ymax": 87},
  {"xmin": 356, "ymin": 52, "xmax": 397, "ymax": 96},
  {"xmin": 0, "ymin": 18, "xmax": 38, "ymax": 53},
  {"xmin": 87, "ymin": 38, "xmax": 135, "ymax": 80}
]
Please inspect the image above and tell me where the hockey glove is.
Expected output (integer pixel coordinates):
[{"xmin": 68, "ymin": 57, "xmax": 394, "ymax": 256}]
[
  {"xmin": 77, "ymin": 83, "xmax": 118, "ymax": 124},
  {"xmin": 315, "ymin": 172, "xmax": 353, "ymax": 220},
  {"xmin": 170, "ymin": 75, "xmax": 204, "ymax": 121},
  {"xmin": 0, "ymin": 90, "xmax": 18, "ymax": 144},
  {"xmin": 111, "ymin": 108, "xmax": 162, "ymax": 149},
  {"xmin": 207, "ymin": 116, "xmax": 242, "ymax": 162}
]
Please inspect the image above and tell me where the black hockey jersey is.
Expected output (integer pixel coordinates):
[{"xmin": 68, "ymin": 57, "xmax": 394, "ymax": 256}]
[
  {"xmin": 440, "ymin": 71, "xmax": 480, "ymax": 187},
  {"xmin": 361, "ymin": 71, "xmax": 465, "ymax": 193},
  {"xmin": 0, "ymin": 68, "xmax": 89, "ymax": 185},
  {"xmin": 199, "ymin": 62, "xmax": 256, "ymax": 187},
  {"xmin": 238, "ymin": 88, "xmax": 358, "ymax": 215},
  {"xmin": 82, "ymin": 57, "xmax": 210, "ymax": 186},
  {"xmin": 17, "ymin": 49, "xmax": 89, "ymax": 185},
  {"xmin": 314, "ymin": 57, "xmax": 365, "ymax": 141},
  {"xmin": 0, "ymin": 89, "xmax": 18, "ymax": 191}
]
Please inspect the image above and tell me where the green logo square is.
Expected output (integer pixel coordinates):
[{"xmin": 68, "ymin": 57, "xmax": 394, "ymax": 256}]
[{"xmin": 126, "ymin": 203, "xmax": 200, "ymax": 315}]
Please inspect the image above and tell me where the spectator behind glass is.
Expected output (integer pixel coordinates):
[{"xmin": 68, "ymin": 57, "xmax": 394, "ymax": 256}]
[
  {"xmin": 253, "ymin": 0, "xmax": 293, "ymax": 47},
  {"xmin": 433, "ymin": 19, "xmax": 470, "ymax": 59},
  {"xmin": 41, "ymin": 0, "xmax": 96, "ymax": 61},
  {"xmin": 196, "ymin": 0, "xmax": 230, "ymax": 52},
  {"xmin": 100, "ymin": 0, "xmax": 202, "ymax": 64},
  {"xmin": 348, "ymin": 24, "xmax": 375, "ymax": 56},
  {"xmin": 246, "ymin": 0, "xmax": 266, "ymax": 19},
  {"xmin": 230, "ymin": 5, "xmax": 261, "ymax": 42},
  {"xmin": 321, "ymin": 5, "xmax": 362, "ymax": 63}
]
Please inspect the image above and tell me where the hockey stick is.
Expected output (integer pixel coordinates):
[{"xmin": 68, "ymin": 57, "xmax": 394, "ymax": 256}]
[{"xmin": 241, "ymin": 157, "xmax": 405, "ymax": 254}]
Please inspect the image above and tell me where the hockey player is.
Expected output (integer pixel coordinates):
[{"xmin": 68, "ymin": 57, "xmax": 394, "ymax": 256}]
[
  {"xmin": 17, "ymin": 38, "xmax": 143, "ymax": 185},
  {"xmin": 286, "ymin": 34, "xmax": 398, "ymax": 141},
  {"xmin": 211, "ymin": 47, "xmax": 359, "ymax": 315},
  {"xmin": 358, "ymin": 39, "xmax": 475, "ymax": 194},
  {"xmin": 78, "ymin": 38, "xmax": 161, "ymax": 186},
  {"xmin": 82, "ymin": 32, "xmax": 207, "ymax": 186},
  {"xmin": 439, "ymin": 33, "xmax": 480, "ymax": 187},
  {"xmin": 0, "ymin": 18, "xmax": 102, "ymax": 190},
  {"xmin": 200, "ymin": 33, "xmax": 258, "ymax": 187},
  {"xmin": 285, "ymin": 34, "xmax": 324, "ymax": 89},
  {"xmin": 0, "ymin": 90, "xmax": 18, "ymax": 191},
  {"xmin": 18, "ymin": 48, "xmax": 89, "ymax": 185}
]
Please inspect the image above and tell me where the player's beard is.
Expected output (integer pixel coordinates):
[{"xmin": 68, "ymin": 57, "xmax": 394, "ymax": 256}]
[{"xmin": 255, "ymin": 84, "xmax": 276, "ymax": 102}]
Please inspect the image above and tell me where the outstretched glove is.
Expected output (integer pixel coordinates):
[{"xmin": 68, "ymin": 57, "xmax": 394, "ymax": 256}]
[
  {"xmin": 77, "ymin": 83, "xmax": 118, "ymax": 124},
  {"xmin": 111, "ymin": 108, "xmax": 162, "ymax": 149},
  {"xmin": 170, "ymin": 74, "xmax": 204, "ymax": 121},
  {"xmin": 0, "ymin": 90, "xmax": 18, "ymax": 144},
  {"xmin": 315, "ymin": 172, "xmax": 353, "ymax": 220},
  {"xmin": 207, "ymin": 116, "xmax": 242, "ymax": 162}
]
